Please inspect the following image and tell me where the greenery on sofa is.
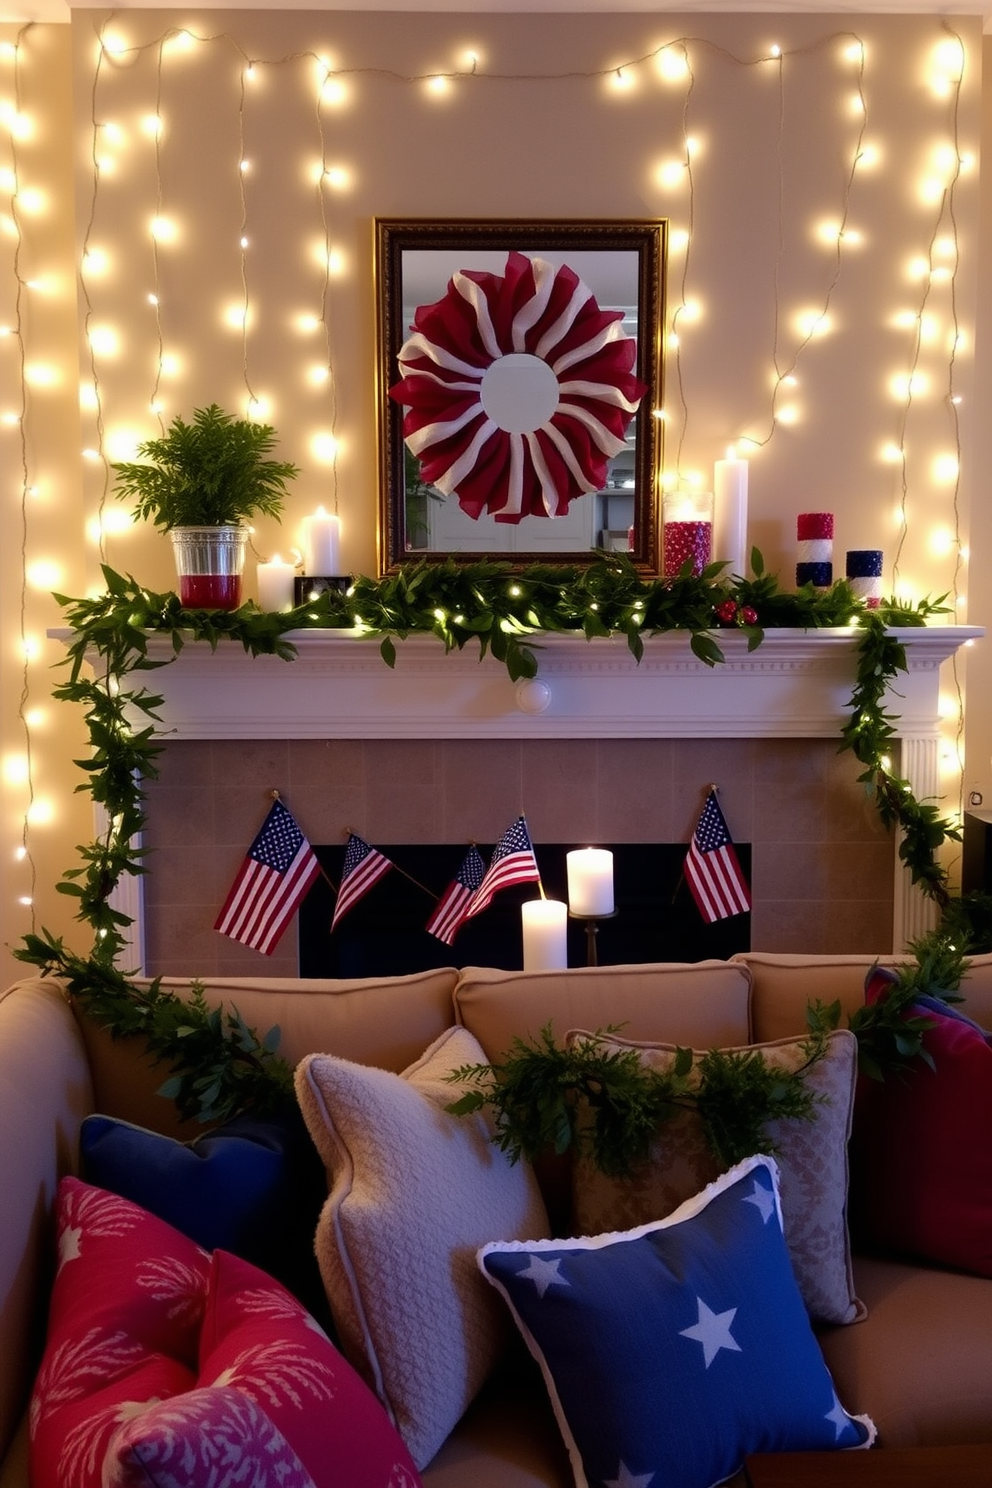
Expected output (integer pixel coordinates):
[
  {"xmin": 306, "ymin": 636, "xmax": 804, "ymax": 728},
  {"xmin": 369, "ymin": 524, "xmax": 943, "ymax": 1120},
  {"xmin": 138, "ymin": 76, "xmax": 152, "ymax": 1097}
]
[{"xmin": 444, "ymin": 1020, "xmax": 828, "ymax": 1177}]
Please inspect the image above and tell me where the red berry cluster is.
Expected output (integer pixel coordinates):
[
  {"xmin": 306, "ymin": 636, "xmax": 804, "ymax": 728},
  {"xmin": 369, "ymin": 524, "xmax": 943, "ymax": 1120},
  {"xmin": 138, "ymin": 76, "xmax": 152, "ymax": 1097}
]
[{"xmin": 713, "ymin": 599, "xmax": 758, "ymax": 627}]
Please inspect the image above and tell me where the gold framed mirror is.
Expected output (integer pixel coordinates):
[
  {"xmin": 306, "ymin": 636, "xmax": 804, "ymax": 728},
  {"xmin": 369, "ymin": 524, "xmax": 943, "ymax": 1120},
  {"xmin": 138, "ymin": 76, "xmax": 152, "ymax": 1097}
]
[{"xmin": 374, "ymin": 218, "xmax": 666, "ymax": 576}]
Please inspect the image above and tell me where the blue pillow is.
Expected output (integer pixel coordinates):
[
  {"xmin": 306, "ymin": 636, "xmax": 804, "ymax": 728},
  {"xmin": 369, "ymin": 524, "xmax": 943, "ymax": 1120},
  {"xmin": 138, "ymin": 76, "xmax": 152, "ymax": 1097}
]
[
  {"xmin": 80, "ymin": 1108, "xmax": 330, "ymax": 1327},
  {"xmin": 479, "ymin": 1154, "xmax": 875, "ymax": 1488}
]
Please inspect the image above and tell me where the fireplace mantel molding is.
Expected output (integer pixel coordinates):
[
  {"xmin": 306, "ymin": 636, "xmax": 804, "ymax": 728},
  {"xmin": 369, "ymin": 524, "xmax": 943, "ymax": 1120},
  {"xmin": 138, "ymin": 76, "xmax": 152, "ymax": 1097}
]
[
  {"xmin": 101, "ymin": 625, "xmax": 982, "ymax": 745},
  {"xmin": 55, "ymin": 622, "xmax": 983, "ymax": 955}
]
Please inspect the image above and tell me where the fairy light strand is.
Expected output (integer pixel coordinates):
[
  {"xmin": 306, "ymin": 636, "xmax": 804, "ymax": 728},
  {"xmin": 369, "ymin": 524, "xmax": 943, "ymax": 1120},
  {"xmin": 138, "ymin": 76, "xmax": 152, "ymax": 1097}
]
[
  {"xmin": 667, "ymin": 42, "xmax": 695, "ymax": 477},
  {"xmin": 314, "ymin": 62, "xmax": 341, "ymax": 516},
  {"xmin": 742, "ymin": 36, "xmax": 870, "ymax": 452},
  {"xmin": 236, "ymin": 60, "xmax": 259, "ymax": 415},
  {"xmin": 78, "ymin": 17, "xmax": 114, "ymax": 566},
  {"xmin": 9, "ymin": 22, "xmax": 37, "ymax": 926},
  {"xmin": 147, "ymin": 37, "xmax": 168, "ymax": 431}
]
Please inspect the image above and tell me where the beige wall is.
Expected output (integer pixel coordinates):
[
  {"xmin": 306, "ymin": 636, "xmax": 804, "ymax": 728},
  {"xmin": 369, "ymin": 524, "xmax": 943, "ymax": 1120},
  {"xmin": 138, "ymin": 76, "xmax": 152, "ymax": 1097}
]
[{"xmin": 0, "ymin": 11, "xmax": 987, "ymax": 981}]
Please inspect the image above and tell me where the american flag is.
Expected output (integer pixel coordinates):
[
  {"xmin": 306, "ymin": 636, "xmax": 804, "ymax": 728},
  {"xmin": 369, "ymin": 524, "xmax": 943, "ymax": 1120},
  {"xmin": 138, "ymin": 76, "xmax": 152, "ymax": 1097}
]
[
  {"xmin": 330, "ymin": 833, "xmax": 393, "ymax": 931},
  {"xmin": 684, "ymin": 789, "xmax": 751, "ymax": 924},
  {"xmin": 426, "ymin": 845, "xmax": 486, "ymax": 945},
  {"xmin": 466, "ymin": 817, "xmax": 541, "ymax": 919},
  {"xmin": 213, "ymin": 798, "xmax": 321, "ymax": 955}
]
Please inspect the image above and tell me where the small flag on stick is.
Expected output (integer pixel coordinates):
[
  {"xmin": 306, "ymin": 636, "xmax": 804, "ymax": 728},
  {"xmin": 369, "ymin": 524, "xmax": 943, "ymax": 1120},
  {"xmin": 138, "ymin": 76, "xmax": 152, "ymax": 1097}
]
[
  {"xmin": 331, "ymin": 832, "xmax": 393, "ymax": 931},
  {"xmin": 466, "ymin": 816, "xmax": 541, "ymax": 919},
  {"xmin": 214, "ymin": 798, "xmax": 321, "ymax": 955},
  {"xmin": 684, "ymin": 788, "xmax": 751, "ymax": 924},
  {"xmin": 426, "ymin": 845, "xmax": 486, "ymax": 945}
]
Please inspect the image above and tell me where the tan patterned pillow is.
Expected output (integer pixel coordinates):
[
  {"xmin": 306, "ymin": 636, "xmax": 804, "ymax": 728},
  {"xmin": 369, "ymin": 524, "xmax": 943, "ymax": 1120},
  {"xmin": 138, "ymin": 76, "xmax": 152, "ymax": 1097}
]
[
  {"xmin": 567, "ymin": 1027, "xmax": 864, "ymax": 1325},
  {"xmin": 295, "ymin": 1027, "xmax": 549, "ymax": 1470}
]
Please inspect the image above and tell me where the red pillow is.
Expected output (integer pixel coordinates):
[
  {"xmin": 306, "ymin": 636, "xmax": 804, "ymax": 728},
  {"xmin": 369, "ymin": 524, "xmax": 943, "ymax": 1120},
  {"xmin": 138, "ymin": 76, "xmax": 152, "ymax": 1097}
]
[
  {"xmin": 196, "ymin": 1250, "xmax": 423, "ymax": 1488},
  {"xmin": 30, "ymin": 1177, "xmax": 210, "ymax": 1488},
  {"xmin": 849, "ymin": 970, "xmax": 992, "ymax": 1276}
]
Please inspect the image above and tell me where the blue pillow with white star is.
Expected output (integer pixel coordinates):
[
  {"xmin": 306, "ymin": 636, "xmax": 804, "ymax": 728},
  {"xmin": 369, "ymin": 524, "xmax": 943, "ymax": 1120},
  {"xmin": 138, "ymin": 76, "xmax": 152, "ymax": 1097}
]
[{"xmin": 478, "ymin": 1153, "xmax": 875, "ymax": 1488}]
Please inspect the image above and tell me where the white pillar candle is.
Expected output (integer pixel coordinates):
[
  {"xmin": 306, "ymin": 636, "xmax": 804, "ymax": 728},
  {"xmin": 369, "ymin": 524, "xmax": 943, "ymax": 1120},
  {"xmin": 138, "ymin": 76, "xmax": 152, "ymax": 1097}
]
[
  {"xmin": 713, "ymin": 448, "xmax": 749, "ymax": 581},
  {"xmin": 256, "ymin": 555, "xmax": 296, "ymax": 612},
  {"xmin": 521, "ymin": 899, "xmax": 568, "ymax": 971},
  {"xmin": 302, "ymin": 506, "xmax": 341, "ymax": 575},
  {"xmin": 566, "ymin": 848, "xmax": 615, "ymax": 917}
]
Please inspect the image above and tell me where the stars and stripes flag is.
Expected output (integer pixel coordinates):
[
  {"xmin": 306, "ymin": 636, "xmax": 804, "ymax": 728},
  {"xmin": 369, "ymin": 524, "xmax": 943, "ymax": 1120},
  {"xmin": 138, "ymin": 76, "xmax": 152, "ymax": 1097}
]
[
  {"xmin": 425, "ymin": 845, "xmax": 486, "ymax": 945},
  {"xmin": 213, "ymin": 798, "xmax": 321, "ymax": 955},
  {"xmin": 330, "ymin": 832, "xmax": 393, "ymax": 931},
  {"xmin": 684, "ymin": 789, "xmax": 751, "ymax": 924},
  {"xmin": 466, "ymin": 816, "xmax": 542, "ymax": 919}
]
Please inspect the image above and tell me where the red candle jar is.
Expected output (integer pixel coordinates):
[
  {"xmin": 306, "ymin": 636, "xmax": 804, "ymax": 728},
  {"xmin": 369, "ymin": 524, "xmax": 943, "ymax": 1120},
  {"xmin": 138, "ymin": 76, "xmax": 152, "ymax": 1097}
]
[{"xmin": 663, "ymin": 490, "xmax": 713, "ymax": 578}]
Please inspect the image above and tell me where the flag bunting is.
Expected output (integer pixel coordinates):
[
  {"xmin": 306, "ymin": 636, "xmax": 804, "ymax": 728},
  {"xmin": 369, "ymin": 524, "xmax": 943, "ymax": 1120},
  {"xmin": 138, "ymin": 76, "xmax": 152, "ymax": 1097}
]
[
  {"xmin": 331, "ymin": 832, "xmax": 393, "ymax": 930},
  {"xmin": 684, "ymin": 788, "xmax": 751, "ymax": 924},
  {"xmin": 425, "ymin": 845, "xmax": 486, "ymax": 945},
  {"xmin": 213, "ymin": 798, "xmax": 321, "ymax": 956},
  {"xmin": 466, "ymin": 816, "xmax": 541, "ymax": 919}
]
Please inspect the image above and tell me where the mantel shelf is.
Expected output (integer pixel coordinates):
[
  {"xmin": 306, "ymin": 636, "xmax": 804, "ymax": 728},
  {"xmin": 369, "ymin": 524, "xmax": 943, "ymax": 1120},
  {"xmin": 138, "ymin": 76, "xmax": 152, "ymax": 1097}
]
[{"xmin": 52, "ymin": 624, "xmax": 984, "ymax": 742}]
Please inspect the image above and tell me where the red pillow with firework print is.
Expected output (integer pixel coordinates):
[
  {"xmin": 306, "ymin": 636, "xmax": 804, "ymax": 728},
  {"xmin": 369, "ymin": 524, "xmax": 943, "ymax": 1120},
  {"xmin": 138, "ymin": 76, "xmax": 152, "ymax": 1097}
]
[
  {"xmin": 29, "ymin": 1177, "xmax": 210, "ymax": 1488},
  {"xmin": 185, "ymin": 1249, "xmax": 422, "ymax": 1488},
  {"xmin": 849, "ymin": 966, "xmax": 992, "ymax": 1276}
]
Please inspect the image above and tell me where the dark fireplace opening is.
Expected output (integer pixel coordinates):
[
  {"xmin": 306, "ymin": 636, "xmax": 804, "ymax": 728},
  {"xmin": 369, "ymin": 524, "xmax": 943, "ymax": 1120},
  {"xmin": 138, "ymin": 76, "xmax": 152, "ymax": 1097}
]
[{"xmin": 298, "ymin": 843, "xmax": 751, "ymax": 979}]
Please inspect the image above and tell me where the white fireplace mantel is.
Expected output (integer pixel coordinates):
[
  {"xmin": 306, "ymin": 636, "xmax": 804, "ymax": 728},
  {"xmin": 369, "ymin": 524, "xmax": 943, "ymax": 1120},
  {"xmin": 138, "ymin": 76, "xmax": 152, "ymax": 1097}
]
[
  {"xmin": 55, "ymin": 623, "xmax": 984, "ymax": 958},
  {"xmin": 95, "ymin": 624, "xmax": 982, "ymax": 744}
]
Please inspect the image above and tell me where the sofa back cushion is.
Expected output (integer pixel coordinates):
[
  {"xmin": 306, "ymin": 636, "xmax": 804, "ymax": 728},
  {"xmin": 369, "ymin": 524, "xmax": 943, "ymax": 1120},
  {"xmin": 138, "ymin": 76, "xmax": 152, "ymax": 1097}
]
[
  {"xmin": 454, "ymin": 962, "xmax": 752, "ymax": 1064},
  {"xmin": 740, "ymin": 952, "xmax": 992, "ymax": 1044},
  {"xmin": 75, "ymin": 969, "xmax": 460, "ymax": 1139}
]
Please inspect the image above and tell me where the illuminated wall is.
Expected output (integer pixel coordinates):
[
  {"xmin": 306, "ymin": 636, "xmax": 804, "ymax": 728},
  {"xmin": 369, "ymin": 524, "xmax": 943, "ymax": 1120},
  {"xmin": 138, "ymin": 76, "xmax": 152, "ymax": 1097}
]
[{"xmin": 0, "ymin": 10, "xmax": 987, "ymax": 981}]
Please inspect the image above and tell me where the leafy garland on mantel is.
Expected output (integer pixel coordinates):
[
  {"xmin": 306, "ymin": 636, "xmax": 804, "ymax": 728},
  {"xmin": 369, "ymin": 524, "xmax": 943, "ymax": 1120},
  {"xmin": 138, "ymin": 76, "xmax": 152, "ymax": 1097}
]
[{"xmin": 12, "ymin": 550, "xmax": 966, "ymax": 1126}]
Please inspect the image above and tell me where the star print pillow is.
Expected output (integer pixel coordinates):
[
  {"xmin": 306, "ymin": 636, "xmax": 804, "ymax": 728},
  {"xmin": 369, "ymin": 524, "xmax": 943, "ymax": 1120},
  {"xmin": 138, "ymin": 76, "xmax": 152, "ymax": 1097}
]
[{"xmin": 479, "ymin": 1154, "xmax": 875, "ymax": 1488}]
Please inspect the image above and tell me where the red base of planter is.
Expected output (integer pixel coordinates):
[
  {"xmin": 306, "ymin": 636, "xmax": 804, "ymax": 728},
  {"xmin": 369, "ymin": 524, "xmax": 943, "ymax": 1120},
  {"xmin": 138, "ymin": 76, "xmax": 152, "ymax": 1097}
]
[{"xmin": 178, "ymin": 574, "xmax": 243, "ymax": 610}]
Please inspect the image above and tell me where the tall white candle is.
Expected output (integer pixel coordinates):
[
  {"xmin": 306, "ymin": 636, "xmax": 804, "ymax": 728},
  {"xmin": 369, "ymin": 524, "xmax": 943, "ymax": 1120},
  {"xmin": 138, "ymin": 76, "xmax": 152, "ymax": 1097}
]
[
  {"xmin": 521, "ymin": 899, "xmax": 568, "ymax": 971},
  {"xmin": 256, "ymin": 554, "xmax": 296, "ymax": 612},
  {"xmin": 302, "ymin": 506, "xmax": 341, "ymax": 575},
  {"xmin": 713, "ymin": 448, "xmax": 749, "ymax": 581},
  {"xmin": 566, "ymin": 848, "xmax": 615, "ymax": 917}
]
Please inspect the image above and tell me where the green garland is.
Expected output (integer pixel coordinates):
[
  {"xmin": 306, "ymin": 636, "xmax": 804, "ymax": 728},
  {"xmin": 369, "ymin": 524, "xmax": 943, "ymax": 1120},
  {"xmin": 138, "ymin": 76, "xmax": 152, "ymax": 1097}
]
[
  {"xmin": 445, "ymin": 1021, "xmax": 827, "ymax": 1177},
  {"xmin": 11, "ymin": 551, "xmax": 961, "ymax": 1123}
]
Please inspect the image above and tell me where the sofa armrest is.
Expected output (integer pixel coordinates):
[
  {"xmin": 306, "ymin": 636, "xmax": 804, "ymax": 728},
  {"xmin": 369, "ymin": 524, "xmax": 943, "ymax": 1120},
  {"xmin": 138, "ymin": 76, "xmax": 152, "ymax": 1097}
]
[{"xmin": 0, "ymin": 976, "xmax": 94, "ymax": 1464}]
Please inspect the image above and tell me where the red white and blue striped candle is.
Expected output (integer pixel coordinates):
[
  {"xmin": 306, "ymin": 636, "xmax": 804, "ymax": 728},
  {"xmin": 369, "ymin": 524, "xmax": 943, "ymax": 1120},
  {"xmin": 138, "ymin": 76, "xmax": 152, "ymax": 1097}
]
[
  {"xmin": 846, "ymin": 549, "xmax": 884, "ymax": 608},
  {"xmin": 796, "ymin": 512, "xmax": 834, "ymax": 589},
  {"xmin": 663, "ymin": 489, "xmax": 713, "ymax": 578}
]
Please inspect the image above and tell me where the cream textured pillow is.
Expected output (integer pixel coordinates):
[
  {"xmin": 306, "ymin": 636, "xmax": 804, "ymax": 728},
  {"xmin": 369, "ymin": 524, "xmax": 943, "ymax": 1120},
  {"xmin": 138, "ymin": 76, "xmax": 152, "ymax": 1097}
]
[
  {"xmin": 568, "ymin": 1027, "xmax": 864, "ymax": 1325},
  {"xmin": 295, "ymin": 1027, "xmax": 550, "ymax": 1470}
]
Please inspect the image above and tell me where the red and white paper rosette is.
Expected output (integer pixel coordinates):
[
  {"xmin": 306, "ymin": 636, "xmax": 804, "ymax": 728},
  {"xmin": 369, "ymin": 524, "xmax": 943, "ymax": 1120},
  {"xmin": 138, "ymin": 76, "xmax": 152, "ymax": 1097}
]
[{"xmin": 389, "ymin": 251, "xmax": 648, "ymax": 524}]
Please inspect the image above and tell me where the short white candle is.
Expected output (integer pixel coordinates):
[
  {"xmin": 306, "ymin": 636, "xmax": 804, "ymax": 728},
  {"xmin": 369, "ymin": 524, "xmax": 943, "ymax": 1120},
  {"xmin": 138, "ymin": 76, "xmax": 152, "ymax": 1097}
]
[
  {"xmin": 302, "ymin": 506, "xmax": 341, "ymax": 575},
  {"xmin": 713, "ymin": 448, "xmax": 749, "ymax": 580},
  {"xmin": 256, "ymin": 554, "xmax": 296, "ymax": 612},
  {"xmin": 567, "ymin": 848, "xmax": 615, "ymax": 917},
  {"xmin": 521, "ymin": 899, "xmax": 568, "ymax": 971}
]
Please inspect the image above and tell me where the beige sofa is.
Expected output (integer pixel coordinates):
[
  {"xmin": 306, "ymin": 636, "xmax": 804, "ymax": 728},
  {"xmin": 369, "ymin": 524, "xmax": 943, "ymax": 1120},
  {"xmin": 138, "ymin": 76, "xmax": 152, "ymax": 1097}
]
[{"xmin": 3, "ymin": 952, "xmax": 992, "ymax": 1487}]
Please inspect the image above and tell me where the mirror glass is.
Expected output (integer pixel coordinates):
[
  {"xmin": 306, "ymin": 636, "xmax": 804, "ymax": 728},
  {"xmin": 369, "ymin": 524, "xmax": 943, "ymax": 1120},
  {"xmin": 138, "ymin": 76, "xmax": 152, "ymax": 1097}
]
[{"xmin": 374, "ymin": 219, "xmax": 666, "ymax": 575}]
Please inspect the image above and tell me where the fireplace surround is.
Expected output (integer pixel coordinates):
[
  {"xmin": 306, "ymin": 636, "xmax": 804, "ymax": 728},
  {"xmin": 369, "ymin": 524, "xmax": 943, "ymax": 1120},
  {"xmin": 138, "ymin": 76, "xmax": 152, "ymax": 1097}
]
[{"xmin": 80, "ymin": 624, "xmax": 980, "ymax": 976}]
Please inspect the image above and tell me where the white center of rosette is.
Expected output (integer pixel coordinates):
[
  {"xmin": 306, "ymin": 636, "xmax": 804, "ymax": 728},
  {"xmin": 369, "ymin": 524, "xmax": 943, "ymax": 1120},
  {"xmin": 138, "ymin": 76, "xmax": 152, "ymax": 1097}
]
[{"xmin": 480, "ymin": 352, "xmax": 560, "ymax": 434}]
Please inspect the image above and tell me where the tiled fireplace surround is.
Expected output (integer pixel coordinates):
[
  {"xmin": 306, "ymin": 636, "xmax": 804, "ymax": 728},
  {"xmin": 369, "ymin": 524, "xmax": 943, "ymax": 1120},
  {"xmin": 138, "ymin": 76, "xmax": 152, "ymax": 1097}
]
[{"xmin": 125, "ymin": 627, "xmax": 978, "ymax": 978}]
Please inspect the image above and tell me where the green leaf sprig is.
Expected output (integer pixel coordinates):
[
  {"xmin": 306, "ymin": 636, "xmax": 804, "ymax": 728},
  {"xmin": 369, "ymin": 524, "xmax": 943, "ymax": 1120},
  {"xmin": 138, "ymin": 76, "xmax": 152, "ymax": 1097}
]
[{"xmin": 445, "ymin": 1021, "xmax": 826, "ymax": 1178}]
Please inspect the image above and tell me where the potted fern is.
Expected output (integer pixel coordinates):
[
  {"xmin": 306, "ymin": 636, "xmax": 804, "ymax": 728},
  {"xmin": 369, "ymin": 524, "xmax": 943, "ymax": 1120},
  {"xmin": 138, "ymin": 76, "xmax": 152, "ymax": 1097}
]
[{"xmin": 111, "ymin": 404, "xmax": 299, "ymax": 610}]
